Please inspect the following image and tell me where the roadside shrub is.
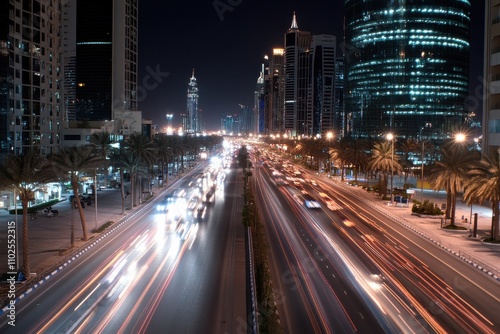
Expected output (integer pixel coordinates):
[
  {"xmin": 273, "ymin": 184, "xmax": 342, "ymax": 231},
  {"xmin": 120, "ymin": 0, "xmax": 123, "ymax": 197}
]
[{"xmin": 411, "ymin": 200, "xmax": 443, "ymax": 215}]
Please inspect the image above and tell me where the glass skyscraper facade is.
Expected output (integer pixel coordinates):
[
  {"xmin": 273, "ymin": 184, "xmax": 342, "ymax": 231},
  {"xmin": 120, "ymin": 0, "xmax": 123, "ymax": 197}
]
[
  {"xmin": 73, "ymin": 0, "xmax": 138, "ymax": 126},
  {"xmin": 0, "ymin": 0, "xmax": 64, "ymax": 160},
  {"xmin": 75, "ymin": 0, "xmax": 113, "ymax": 121},
  {"xmin": 344, "ymin": 0, "xmax": 471, "ymax": 140}
]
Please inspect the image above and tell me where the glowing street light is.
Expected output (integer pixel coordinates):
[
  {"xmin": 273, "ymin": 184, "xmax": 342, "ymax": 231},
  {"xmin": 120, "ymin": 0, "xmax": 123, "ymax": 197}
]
[{"xmin": 455, "ymin": 132, "xmax": 466, "ymax": 143}]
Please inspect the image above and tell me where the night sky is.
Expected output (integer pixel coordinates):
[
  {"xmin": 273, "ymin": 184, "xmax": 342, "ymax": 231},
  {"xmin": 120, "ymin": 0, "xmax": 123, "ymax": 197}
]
[{"xmin": 138, "ymin": 1, "xmax": 484, "ymax": 132}]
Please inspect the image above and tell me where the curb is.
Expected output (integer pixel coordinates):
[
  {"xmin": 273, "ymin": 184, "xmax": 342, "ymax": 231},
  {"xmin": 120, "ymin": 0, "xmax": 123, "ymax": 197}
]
[{"xmin": 0, "ymin": 192, "xmax": 163, "ymax": 317}]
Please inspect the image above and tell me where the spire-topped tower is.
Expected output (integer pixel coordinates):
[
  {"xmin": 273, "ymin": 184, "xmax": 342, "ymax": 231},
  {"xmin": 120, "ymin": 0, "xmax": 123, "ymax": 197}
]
[
  {"xmin": 289, "ymin": 11, "xmax": 299, "ymax": 31},
  {"xmin": 186, "ymin": 69, "xmax": 199, "ymax": 133},
  {"xmin": 284, "ymin": 11, "xmax": 311, "ymax": 137}
]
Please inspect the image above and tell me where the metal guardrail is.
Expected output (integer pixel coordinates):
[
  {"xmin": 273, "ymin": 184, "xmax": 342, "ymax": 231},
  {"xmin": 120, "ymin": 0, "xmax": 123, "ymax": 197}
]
[{"xmin": 247, "ymin": 228, "xmax": 259, "ymax": 334}]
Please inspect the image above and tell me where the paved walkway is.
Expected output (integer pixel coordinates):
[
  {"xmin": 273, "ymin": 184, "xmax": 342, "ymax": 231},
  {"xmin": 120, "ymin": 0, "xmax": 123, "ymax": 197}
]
[{"xmin": 336, "ymin": 181, "xmax": 500, "ymax": 281}]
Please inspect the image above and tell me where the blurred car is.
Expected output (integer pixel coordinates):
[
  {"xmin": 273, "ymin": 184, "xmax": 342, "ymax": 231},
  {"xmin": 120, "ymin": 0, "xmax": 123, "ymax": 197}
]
[
  {"xmin": 302, "ymin": 193, "xmax": 321, "ymax": 209},
  {"xmin": 156, "ymin": 195, "xmax": 174, "ymax": 212}
]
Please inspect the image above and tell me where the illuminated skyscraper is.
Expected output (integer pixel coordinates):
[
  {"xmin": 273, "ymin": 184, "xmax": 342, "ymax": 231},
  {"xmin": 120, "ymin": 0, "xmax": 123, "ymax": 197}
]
[
  {"xmin": 484, "ymin": 0, "xmax": 500, "ymax": 155},
  {"xmin": 0, "ymin": 0, "xmax": 64, "ymax": 159},
  {"xmin": 263, "ymin": 49, "xmax": 284, "ymax": 135},
  {"xmin": 344, "ymin": 1, "xmax": 471, "ymax": 140},
  {"xmin": 309, "ymin": 34, "xmax": 336, "ymax": 135},
  {"xmin": 334, "ymin": 57, "xmax": 345, "ymax": 135},
  {"xmin": 186, "ymin": 69, "xmax": 199, "ymax": 133},
  {"xmin": 254, "ymin": 63, "xmax": 265, "ymax": 134},
  {"xmin": 284, "ymin": 12, "xmax": 311, "ymax": 137}
]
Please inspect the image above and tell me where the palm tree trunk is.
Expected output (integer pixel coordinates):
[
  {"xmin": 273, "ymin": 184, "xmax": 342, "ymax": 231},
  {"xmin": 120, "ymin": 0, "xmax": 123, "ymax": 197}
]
[
  {"xmin": 22, "ymin": 199, "xmax": 30, "ymax": 277},
  {"xmin": 161, "ymin": 159, "xmax": 165, "ymax": 187},
  {"xmin": 139, "ymin": 176, "xmax": 143, "ymax": 204},
  {"xmin": 131, "ymin": 174, "xmax": 135, "ymax": 208},
  {"xmin": 450, "ymin": 194, "xmax": 457, "ymax": 226},
  {"xmin": 446, "ymin": 192, "xmax": 452, "ymax": 219},
  {"xmin": 492, "ymin": 201, "xmax": 499, "ymax": 241},
  {"xmin": 120, "ymin": 168, "xmax": 125, "ymax": 214},
  {"xmin": 72, "ymin": 182, "xmax": 88, "ymax": 241}
]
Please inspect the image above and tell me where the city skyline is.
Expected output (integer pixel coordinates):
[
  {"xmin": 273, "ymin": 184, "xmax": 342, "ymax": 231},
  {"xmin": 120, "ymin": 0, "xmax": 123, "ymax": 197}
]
[
  {"xmin": 138, "ymin": 1, "xmax": 342, "ymax": 131},
  {"xmin": 139, "ymin": 1, "xmax": 484, "ymax": 132}
]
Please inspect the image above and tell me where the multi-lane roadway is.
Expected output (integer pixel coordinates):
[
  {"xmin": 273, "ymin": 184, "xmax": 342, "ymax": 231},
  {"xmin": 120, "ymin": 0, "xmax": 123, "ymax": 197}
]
[
  {"xmin": 0, "ymin": 159, "xmax": 248, "ymax": 333},
  {"xmin": 254, "ymin": 151, "xmax": 500, "ymax": 333}
]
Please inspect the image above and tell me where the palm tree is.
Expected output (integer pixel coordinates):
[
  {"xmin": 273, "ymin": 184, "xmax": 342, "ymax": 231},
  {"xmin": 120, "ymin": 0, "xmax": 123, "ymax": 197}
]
[
  {"xmin": 0, "ymin": 152, "xmax": 55, "ymax": 276},
  {"xmin": 154, "ymin": 133, "xmax": 173, "ymax": 187},
  {"xmin": 331, "ymin": 137, "xmax": 352, "ymax": 181},
  {"xmin": 343, "ymin": 138, "xmax": 368, "ymax": 183},
  {"xmin": 112, "ymin": 151, "xmax": 144, "ymax": 212},
  {"xmin": 429, "ymin": 143, "xmax": 476, "ymax": 226},
  {"xmin": 169, "ymin": 135, "xmax": 184, "ymax": 176},
  {"xmin": 89, "ymin": 131, "xmax": 114, "ymax": 188},
  {"xmin": 464, "ymin": 153, "xmax": 500, "ymax": 241},
  {"xmin": 368, "ymin": 140, "xmax": 402, "ymax": 197},
  {"xmin": 49, "ymin": 146, "xmax": 101, "ymax": 241},
  {"xmin": 238, "ymin": 145, "xmax": 252, "ymax": 184},
  {"xmin": 124, "ymin": 133, "xmax": 156, "ymax": 202}
]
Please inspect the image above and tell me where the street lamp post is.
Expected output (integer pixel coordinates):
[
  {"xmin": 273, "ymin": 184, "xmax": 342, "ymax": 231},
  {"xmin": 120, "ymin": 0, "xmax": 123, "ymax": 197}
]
[
  {"xmin": 455, "ymin": 132, "xmax": 467, "ymax": 230},
  {"xmin": 94, "ymin": 172, "xmax": 98, "ymax": 230},
  {"xmin": 326, "ymin": 131, "xmax": 333, "ymax": 177},
  {"xmin": 387, "ymin": 133, "xmax": 395, "ymax": 205}
]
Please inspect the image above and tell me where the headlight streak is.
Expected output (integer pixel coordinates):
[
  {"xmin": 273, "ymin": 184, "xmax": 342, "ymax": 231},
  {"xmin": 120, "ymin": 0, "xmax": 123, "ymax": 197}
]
[
  {"xmin": 121, "ymin": 239, "xmax": 191, "ymax": 334},
  {"xmin": 35, "ymin": 250, "xmax": 125, "ymax": 333},
  {"xmin": 316, "ymin": 221, "xmax": 438, "ymax": 333},
  {"xmin": 37, "ymin": 218, "xmax": 189, "ymax": 333},
  {"xmin": 255, "ymin": 174, "xmax": 341, "ymax": 333},
  {"xmin": 257, "ymin": 169, "xmax": 442, "ymax": 333},
  {"xmin": 72, "ymin": 235, "xmax": 161, "ymax": 333},
  {"xmin": 334, "ymin": 213, "xmax": 458, "ymax": 333},
  {"xmin": 74, "ymin": 284, "xmax": 101, "ymax": 311},
  {"xmin": 323, "ymin": 182, "xmax": 497, "ymax": 333}
]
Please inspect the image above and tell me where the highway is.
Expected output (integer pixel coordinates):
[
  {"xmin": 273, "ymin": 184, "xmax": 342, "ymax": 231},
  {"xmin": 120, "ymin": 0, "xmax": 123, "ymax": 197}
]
[
  {"xmin": 2, "ymin": 141, "xmax": 499, "ymax": 333},
  {"xmin": 0, "ymin": 159, "xmax": 248, "ymax": 333},
  {"xmin": 255, "ymin": 152, "xmax": 500, "ymax": 333}
]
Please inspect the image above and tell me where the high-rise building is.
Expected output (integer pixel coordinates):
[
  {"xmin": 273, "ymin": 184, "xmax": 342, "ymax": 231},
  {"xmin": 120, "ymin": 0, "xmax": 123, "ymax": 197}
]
[
  {"xmin": 70, "ymin": 0, "xmax": 139, "ymax": 135},
  {"xmin": 239, "ymin": 104, "xmax": 254, "ymax": 135},
  {"xmin": 263, "ymin": 48, "xmax": 284, "ymax": 135},
  {"xmin": 484, "ymin": 0, "xmax": 500, "ymax": 155},
  {"xmin": 220, "ymin": 113, "xmax": 235, "ymax": 134},
  {"xmin": 308, "ymin": 34, "xmax": 336, "ymax": 136},
  {"xmin": 0, "ymin": 0, "xmax": 64, "ymax": 159},
  {"xmin": 186, "ymin": 69, "xmax": 199, "ymax": 133},
  {"xmin": 284, "ymin": 12, "xmax": 311, "ymax": 137},
  {"xmin": 254, "ymin": 62, "xmax": 265, "ymax": 134},
  {"xmin": 334, "ymin": 56, "xmax": 345, "ymax": 136},
  {"xmin": 344, "ymin": 1, "xmax": 471, "ymax": 140}
]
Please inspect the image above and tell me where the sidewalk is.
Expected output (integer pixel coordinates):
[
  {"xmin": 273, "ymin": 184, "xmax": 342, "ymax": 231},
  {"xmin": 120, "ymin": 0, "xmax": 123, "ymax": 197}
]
[{"xmin": 338, "ymin": 182, "xmax": 500, "ymax": 281}]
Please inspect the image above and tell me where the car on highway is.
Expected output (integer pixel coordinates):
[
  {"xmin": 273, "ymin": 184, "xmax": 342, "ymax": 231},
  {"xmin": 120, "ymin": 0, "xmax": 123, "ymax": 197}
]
[
  {"xmin": 302, "ymin": 193, "xmax": 321, "ymax": 209},
  {"xmin": 156, "ymin": 195, "xmax": 174, "ymax": 212}
]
